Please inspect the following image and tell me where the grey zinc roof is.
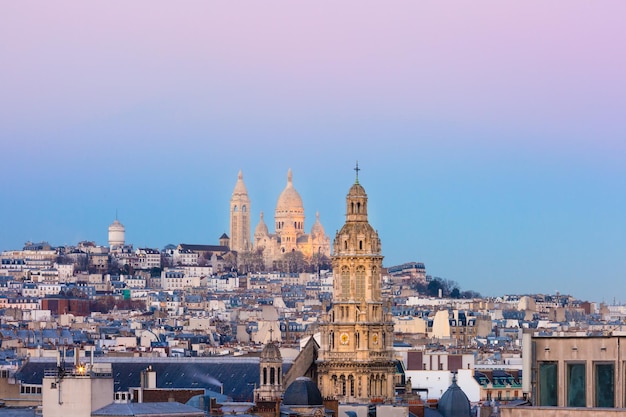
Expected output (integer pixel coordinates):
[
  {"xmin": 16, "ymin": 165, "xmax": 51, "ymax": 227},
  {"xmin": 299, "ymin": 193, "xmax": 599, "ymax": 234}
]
[
  {"xmin": 18, "ymin": 357, "xmax": 292, "ymax": 402},
  {"xmin": 91, "ymin": 401, "xmax": 205, "ymax": 416}
]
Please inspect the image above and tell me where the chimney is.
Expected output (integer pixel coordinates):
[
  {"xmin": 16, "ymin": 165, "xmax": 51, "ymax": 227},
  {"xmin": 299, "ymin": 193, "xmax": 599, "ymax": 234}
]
[{"xmin": 141, "ymin": 366, "xmax": 157, "ymax": 389}]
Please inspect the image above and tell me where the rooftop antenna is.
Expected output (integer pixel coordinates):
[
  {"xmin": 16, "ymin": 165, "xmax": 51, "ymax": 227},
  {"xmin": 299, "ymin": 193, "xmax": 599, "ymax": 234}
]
[{"xmin": 354, "ymin": 161, "xmax": 360, "ymax": 184}]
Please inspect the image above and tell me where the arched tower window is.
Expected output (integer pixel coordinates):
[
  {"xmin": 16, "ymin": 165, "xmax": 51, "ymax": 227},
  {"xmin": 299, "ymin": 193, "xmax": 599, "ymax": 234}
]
[
  {"xmin": 356, "ymin": 266, "xmax": 365, "ymax": 299},
  {"xmin": 371, "ymin": 266, "xmax": 379, "ymax": 299},
  {"xmin": 359, "ymin": 240, "xmax": 363, "ymax": 250},
  {"xmin": 242, "ymin": 205, "xmax": 246, "ymax": 212},
  {"xmin": 341, "ymin": 266, "xmax": 350, "ymax": 299},
  {"xmin": 263, "ymin": 367, "xmax": 267, "ymax": 385},
  {"xmin": 234, "ymin": 205, "xmax": 238, "ymax": 212},
  {"xmin": 270, "ymin": 367, "xmax": 275, "ymax": 385}
]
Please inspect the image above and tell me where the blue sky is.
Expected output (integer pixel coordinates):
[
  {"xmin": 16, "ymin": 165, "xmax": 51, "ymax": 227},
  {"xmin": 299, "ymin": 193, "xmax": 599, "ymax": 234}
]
[{"xmin": 1, "ymin": 2, "xmax": 625, "ymax": 302}]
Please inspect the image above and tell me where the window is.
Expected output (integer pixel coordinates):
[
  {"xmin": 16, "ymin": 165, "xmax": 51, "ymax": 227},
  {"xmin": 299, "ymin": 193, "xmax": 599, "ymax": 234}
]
[
  {"xmin": 538, "ymin": 362, "xmax": 558, "ymax": 406},
  {"xmin": 567, "ymin": 363, "xmax": 586, "ymax": 407},
  {"xmin": 341, "ymin": 267, "xmax": 350, "ymax": 299},
  {"xmin": 595, "ymin": 363, "xmax": 614, "ymax": 407},
  {"xmin": 355, "ymin": 266, "xmax": 365, "ymax": 299}
]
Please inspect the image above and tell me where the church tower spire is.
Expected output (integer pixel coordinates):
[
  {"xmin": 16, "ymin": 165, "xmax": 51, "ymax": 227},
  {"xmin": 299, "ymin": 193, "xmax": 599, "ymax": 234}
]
[
  {"xmin": 317, "ymin": 166, "xmax": 395, "ymax": 403},
  {"xmin": 229, "ymin": 170, "xmax": 251, "ymax": 253}
]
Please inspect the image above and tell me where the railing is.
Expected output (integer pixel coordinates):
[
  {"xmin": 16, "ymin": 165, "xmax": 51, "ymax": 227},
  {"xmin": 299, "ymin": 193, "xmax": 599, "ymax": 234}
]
[
  {"xmin": 322, "ymin": 351, "xmax": 393, "ymax": 360},
  {"xmin": 369, "ymin": 351, "xmax": 393, "ymax": 359},
  {"xmin": 44, "ymin": 367, "xmax": 112, "ymax": 378}
]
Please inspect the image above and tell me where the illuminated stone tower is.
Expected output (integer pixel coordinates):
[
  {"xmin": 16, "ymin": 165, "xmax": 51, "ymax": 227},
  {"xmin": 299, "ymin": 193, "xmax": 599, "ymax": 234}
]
[
  {"xmin": 317, "ymin": 164, "xmax": 396, "ymax": 403},
  {"xmin": 229, "ymin": 170, "xmax": 251, "ymax": 252}
]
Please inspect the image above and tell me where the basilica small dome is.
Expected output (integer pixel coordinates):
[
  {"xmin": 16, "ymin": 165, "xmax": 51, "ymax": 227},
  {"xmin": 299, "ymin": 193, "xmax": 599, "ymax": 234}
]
[
  {"xmin": 254, "ymin": 212, "xmax": 269, "ymax": 236},
  {"xmin": 276, "ymin": 169, "xmax": 304, "ymax": 213},
  {"xmin": 283, "ymin": 377, "xmax": 323, "ymax": 406},
  {"xmin": 311, "ymin": 212, "xmax": 325, "ymax": 236}
]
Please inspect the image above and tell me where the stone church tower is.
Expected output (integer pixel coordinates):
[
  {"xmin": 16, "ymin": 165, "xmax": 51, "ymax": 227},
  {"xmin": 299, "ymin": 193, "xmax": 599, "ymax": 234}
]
[
  {"xmin": 229, "ymin": 170, "xmax": 251, "ymax": 253},
  {"xmin": 317, "ymin": 169, "xmax": 396, "ymax": 403},
  {"xmin": 255, "ymin": 341, "xmax": 284, "ymax": 402}
]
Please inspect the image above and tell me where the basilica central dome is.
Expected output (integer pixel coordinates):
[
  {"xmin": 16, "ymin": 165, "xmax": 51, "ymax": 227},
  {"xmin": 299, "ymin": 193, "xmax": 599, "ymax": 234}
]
[
  {"xmin": 276, "ymin": 169, "xmax": 304, "ymax": 214},
  {"xmin": 275, "ymin": 169, "xmax": 305, "ymax": 239}
]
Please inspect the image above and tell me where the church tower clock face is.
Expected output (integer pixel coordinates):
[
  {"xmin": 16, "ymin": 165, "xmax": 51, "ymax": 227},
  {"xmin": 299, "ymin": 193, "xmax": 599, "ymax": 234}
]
[
  {"xmin": 372, "ymin": 333, "xmax": 379, "ymax": 345},
  {"xmin": 340, "ymin": 332, "xmax": 349, "ymax": 345}
]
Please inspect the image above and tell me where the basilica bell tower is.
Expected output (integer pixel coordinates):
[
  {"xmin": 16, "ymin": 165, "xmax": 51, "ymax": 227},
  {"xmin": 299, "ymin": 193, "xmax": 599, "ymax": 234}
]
[
  {"xmin": 317, "ymin": 165, "xmax": 396, "ymax": 403},
  {"xmin": 229, "ymin": 170, "xmax": 251, "ymax": 253}
]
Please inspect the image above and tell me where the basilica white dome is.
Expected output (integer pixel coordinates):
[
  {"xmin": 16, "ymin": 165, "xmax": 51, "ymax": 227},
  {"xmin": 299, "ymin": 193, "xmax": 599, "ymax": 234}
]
[{"xmin": 275, "ymin": 169, "xmax": 304, "ymax": 214}]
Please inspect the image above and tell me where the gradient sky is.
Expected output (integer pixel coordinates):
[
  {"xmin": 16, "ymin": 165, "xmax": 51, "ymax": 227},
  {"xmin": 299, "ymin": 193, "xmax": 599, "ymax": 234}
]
[{"xmin": 1, "ymin": 2, "xmax": 625, "ymax": 302}]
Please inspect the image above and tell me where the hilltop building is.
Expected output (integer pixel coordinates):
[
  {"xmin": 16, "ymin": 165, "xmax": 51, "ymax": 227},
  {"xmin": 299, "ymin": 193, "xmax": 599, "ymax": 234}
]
[
  {"xmin": 317, "ymin": 169, "xmax": 397, "ymax": 403},
  {"xmin": 229, "ymin": 170, "xmax": 251, "ymax": 253},
  {"xmin": 108, "ymin": 218, "xmax": 125, "ymax": 248},
  {"xmin": 230, "ymin": 169, "xmax": 331, "ymax": 269}
]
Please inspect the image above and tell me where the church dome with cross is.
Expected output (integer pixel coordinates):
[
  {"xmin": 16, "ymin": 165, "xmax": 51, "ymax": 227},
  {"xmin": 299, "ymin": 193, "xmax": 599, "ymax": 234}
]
[{"xmin": 236, "ymin": 168, "xmax": 330, "ymax": 270}]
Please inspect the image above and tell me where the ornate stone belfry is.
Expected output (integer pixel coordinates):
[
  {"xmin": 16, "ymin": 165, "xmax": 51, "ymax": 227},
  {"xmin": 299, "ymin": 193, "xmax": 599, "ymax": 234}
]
[
  {"xmin": 255, "ymin": 340, "xmax": 283, "ymax": 402},
  {"xmin": 317, "ymin": 164, "xmax": 396, "ymax": 403}
]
